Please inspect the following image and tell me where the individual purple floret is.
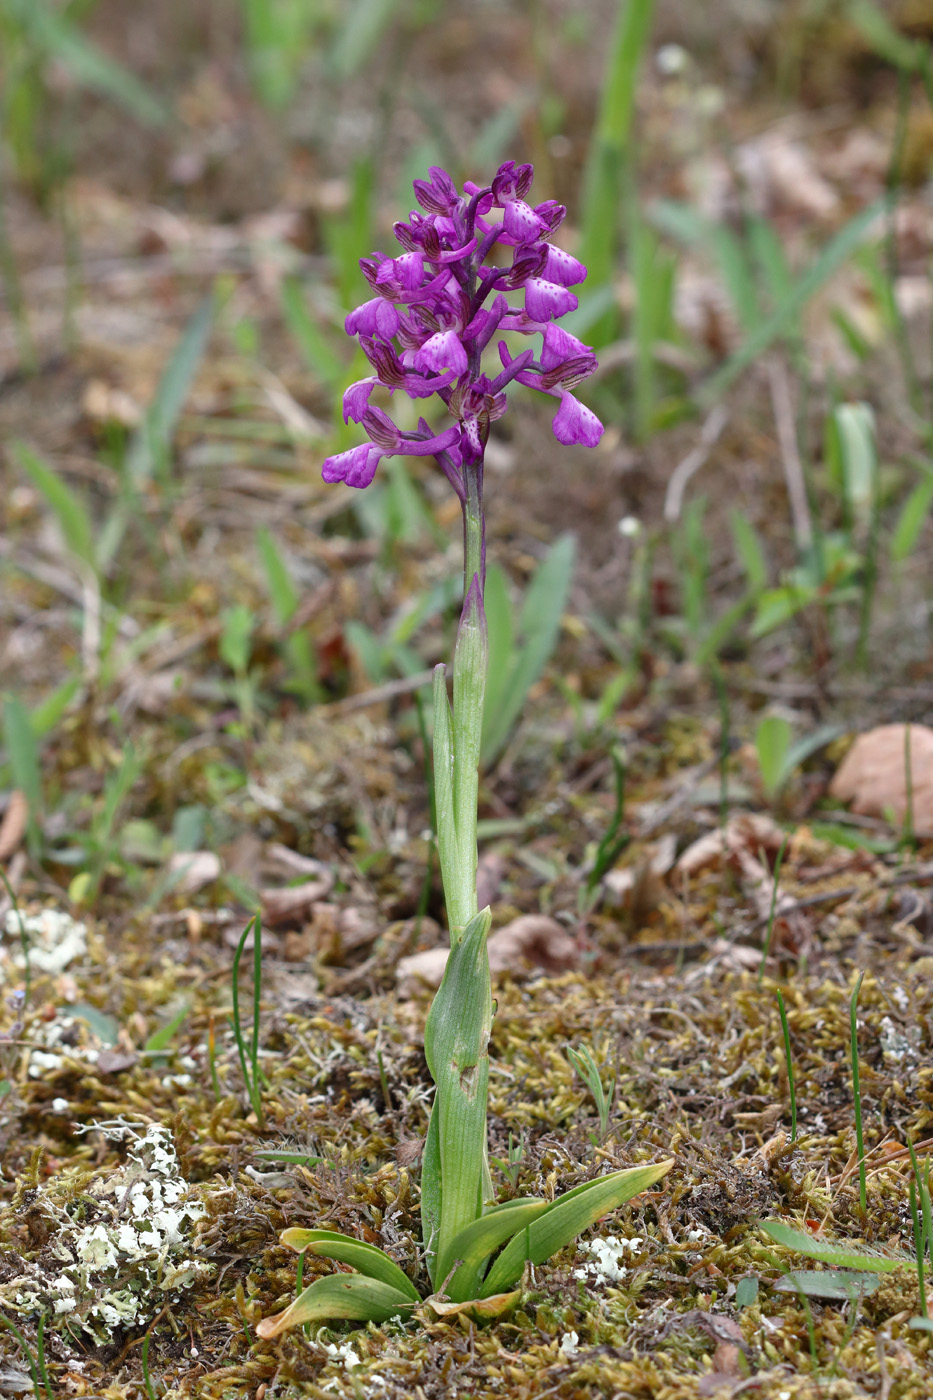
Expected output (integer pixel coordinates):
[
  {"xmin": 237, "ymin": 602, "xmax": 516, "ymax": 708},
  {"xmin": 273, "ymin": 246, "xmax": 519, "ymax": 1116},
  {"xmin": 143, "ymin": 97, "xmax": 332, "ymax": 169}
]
[{"xmin": 321, "ymin": 161, "xmax": 604, "ymax": 504}]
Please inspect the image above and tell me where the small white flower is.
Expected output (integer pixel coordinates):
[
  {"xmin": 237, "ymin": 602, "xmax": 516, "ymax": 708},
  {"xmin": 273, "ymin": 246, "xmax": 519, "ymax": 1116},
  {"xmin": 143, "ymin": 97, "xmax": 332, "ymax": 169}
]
[
  {"xmin": 656, "ymin": 43, "xmax": 688, "ymax": 76},
  {"xmin": 618, "ymin": 515, "xmax": 642, "ymax": 538},
  {"xmin": 559, "ymin": 1330, "xmax": 579, "ymax": 1356}
]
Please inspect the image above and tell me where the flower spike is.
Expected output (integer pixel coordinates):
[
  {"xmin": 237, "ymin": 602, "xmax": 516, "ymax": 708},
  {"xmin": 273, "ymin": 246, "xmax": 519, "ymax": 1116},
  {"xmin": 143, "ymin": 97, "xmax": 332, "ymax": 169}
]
[{"xmin": 320, "ymin": 160, "xmax": 602, "ymax": 492}]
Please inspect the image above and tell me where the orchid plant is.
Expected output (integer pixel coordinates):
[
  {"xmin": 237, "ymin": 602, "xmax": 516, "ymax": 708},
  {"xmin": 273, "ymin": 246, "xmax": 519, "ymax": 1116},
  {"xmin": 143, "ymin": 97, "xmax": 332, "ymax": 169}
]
[{"xmin": 257, "ymin": 162, "xmax": 673, "ymax": 1337}]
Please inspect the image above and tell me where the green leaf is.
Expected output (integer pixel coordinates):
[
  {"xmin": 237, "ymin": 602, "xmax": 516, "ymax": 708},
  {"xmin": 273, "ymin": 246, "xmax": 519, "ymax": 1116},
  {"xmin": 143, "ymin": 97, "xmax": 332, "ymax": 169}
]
[
  {"xmin": 759, "ymin": 1219, "xmax": 909, "ymax": 1272},
  {"xmin": 68, "ymin": 1003, "xmax": 120, "ymax": 1047},
  {"xmin": 848, "ymin": 0, "xmax": 928, "ymax": 73},
  {"xmin": 481, "ymin": 1158, "xmax": 674, "ymax": 1298},
  {"xmin": 755, "ymin": 715, "xmax": 793, "ymax": 799},
  {"xmin": 421, "ymin": 1091, "xmax": 442, "ymax": 1291},
  {"xmin": 773, "ymin": 1269, "xmax": 882, "ymax": 1301},
  {"xmin": 256, "ymin": 527, "xmax": 298, "ymax": 624},
  {"xmin": 909, "ymin": 1317, "xmax": 933, "ymax": 1333},
  {"xmin": 734, "ymin": 1276, "xmax": 759, "ymax": 1308},
  {"xmin": 750, "ymin": 584, "xmax": 817, "ymax": 638},
  {"xmin": 432, "ymin": 663, "xmax": 466, "ymax": 938},
  {"xmin": 780, "ymin": 724, "xmax": 845, "ymax": 781},
  {"xmin": 832, "ymin": 402, "xmax": 877, "ymax": 529},
  {"xmin": 13, "ymin": 443, "xmax": 95, "ymax": 569},
  {"xmin": 144, "ymin": 1003, "xmax": 190, "ymax": 1054},
  {"xmin": 730, "ymin": 511, "xmax": 768, "ymax": 592},
  {"xmin": 442, "ymin": 1199, "xmax": 551, "ymax": 1304},
  {"xmin": 255, "ymin": 1273, "xmax": 415, "ymax": 1337},
  {"xmin": 891, "ymin": 472, "xmax": 933, "ymax": 562},
  {"xmin": 30, "ymin": 677, "xmax": 81, "ymax": 738},
  {"xmin": 452, "ymin": 581, "xmax": 487, "ymax": 931},
  {"xmin": 280, "ymin": 1228, "xmax": 420, "ymax": 1302},
  {"xmin": 424, "ymin": 907, "xmax": 493, "ymax": 1290}
]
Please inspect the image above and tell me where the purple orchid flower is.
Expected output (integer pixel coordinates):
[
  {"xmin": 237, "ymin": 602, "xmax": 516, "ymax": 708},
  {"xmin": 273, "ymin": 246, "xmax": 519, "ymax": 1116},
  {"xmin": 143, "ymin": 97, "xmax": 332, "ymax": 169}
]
[{"xmin": 321, "ymin": 161, "xmax": 603, "ymax": 529}]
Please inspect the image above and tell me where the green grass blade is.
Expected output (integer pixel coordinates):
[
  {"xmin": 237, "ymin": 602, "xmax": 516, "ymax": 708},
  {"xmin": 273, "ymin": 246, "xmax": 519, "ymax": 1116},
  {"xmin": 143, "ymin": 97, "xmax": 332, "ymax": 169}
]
[
  {"xmin": 256, "ymin": 527, "xmax": 298, "ymax": 624},
  {"xmin": 578, "ymin": 0, "xmax": 655, "ymax": 313},
  {"xmin": 21, "ymin": 0, "xmax": 169, "ymax": 127},
  {"xmin": 481, "ymin": 535, "xmax": 575, "ymax": 766},
  {"xmin": 712, "ymin": 225, "xmax": 760, "ymax": 335},
  {"xmin": 124, "ymin": 295, "xmax": 214, "ymax": 489},
  {"xmin": 442, "ymin": 1200, "xmax": 551, "ymax": 1304},
  {"xmin": 847, "ymin": 0, "xmax": 928, "ymax": 73},
  {"xmin": 256, "ymin": 1273, "xmax": 415, "ymax": 1336},
  {"xmin": 480, "ymin": 1159, "xmax": 674, "ymax": 1298},
  {"xmin": 30, "ymin": 677, "xmax": 81, "ymax": 738},
  {"xmin": 697, "ymin": 200, "xmax": 884, "ymax": 407},
  {"xmin": 280, "ymin": 277, "xmax": 343, "ymax": 390},
  {"xmin": 13, "ymin": 442, "xmax": 95, "ymax": 569},
  {"xmin": 329, "ymin": 0, "xmax": 403, "ymax": 79},
  {"xmin": 759, "ymin": 1219, "xmax": 909, "ymax": 1272},
  {"xmin": 280, "ymin": 1228, "xmax": 420, "ymax": 1302},
  {"xmin": 97, "ymin": 296, "xmax": 214, "ymax": 574}
]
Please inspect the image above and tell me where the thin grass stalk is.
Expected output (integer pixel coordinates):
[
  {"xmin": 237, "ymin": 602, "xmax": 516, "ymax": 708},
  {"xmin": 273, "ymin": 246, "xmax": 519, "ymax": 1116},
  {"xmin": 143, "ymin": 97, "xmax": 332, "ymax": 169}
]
[
  {"xmin": 850, "ymin": 970, "xmax": 867, "ymax": 1212},
  {"xmin": 712, "ymin": 663, "xmax": 730, "ymax": 829},
  {"xmin": 34, "ymin": 1314, "xmax": 50, "ymax": 1400},
  {"xmin": 910, "ymin": 1180, "xmax": 927, "ymax": 1318},
  {"xmin": 231, "ymin": 913, "xmax": 263, "ymax": 1125},
  {"xmin": 908, "ymin": 1137, "xmax": 932, "ymax": 1318},
  {"xmin": 757, "ymin": 833, "xmax": 789, "ymax": 987},
  {"xmin": 0, "ymin": 1311, "xmax": 46, "ymax": 1400},
  {"xmin": 884, "ymin": 71, "xmax": 923, "ymax": 417},
  {"xmin": 776, "ymin": 989, "xmax": 797, "ymax": 1144},
  {"xmin": 141, "ymin": 1330, "xmax": 156, "ymax": 1400}
]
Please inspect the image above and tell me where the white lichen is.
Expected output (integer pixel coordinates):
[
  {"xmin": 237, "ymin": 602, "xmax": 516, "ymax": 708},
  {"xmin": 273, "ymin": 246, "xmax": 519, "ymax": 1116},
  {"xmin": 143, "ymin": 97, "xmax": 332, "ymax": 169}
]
[
  {"xmin": 2, "ymin": 1121, "xmax": 207, "ymax": 1341},
  {"xmin": 2, "ymin": 907, "xmax": 88, "ymax": 976},
  {"xmin": 573, "ymin": 1234, "xmax": 645, "ymax": 1285}
]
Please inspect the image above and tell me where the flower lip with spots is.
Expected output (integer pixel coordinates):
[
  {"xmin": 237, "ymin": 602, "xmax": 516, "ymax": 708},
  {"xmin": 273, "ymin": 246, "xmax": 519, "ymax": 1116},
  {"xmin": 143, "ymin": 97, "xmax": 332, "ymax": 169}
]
[{"xmin": 321, "ymin": 160, "xmax": 603, "ymax": 501}]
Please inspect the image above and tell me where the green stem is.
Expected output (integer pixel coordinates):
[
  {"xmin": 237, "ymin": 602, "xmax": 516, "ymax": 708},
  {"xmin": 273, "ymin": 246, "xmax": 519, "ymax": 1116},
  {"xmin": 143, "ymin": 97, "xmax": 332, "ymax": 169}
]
[{"xmin": 463, "ymin": 463, "xmax": 484, "ymax": 594}]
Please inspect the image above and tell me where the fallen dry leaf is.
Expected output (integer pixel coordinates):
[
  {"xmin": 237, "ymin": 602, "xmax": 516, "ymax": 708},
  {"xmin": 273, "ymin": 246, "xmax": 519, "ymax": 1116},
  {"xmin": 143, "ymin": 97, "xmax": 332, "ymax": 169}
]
[
  {"xmin": 397, "ymin": 915, "xmax": 579, "ymax": 995},
  {"xmin": 676, "ymin": 813, "xmax": 786, "ymax": 876},
  {"xmin": 259, "ymin": 877, "xmax": 333, "ymax": 926},
  {"xmin": 829, "ymin": 723, "xmax": 933, "ymax": 838},
  {"xmin": 167, "ymin": 850, "xmax": 221, "ymax": 894},
  {"xmin": 0, "ymin": 790, "xmax": 28, "ymax": 863},
  {"xmin": 487, "ymin": 915, "xmax": 579, "ymax": 976}
]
